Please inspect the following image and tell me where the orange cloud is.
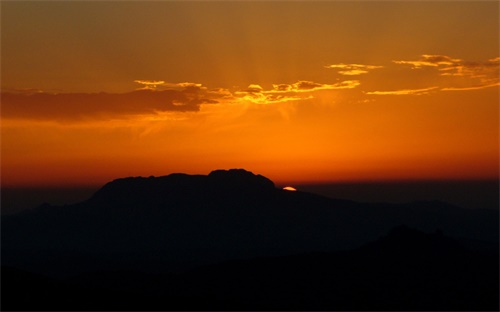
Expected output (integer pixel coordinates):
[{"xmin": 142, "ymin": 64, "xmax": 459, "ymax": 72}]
[
  {"xmin": 235, "ymin": 92, "xmax": 305, "ymax": 105},
  {"xmin": 162, "ymin": 82, "xmax": 207, "ymax": 91},
  {"xmin": 365, "ymin": 86, "xmax": 438, "ymax": 95},
  {"xmin": 441, "ymin": 82, "xmax": 500, "ymax": 91},
  {"xmin": 272, "ymin": 80, "xmax": 360, "ymax": 92},
  {"xmin": 234, "ymin": 80, "xmax": 359, "ymax": 104},
  {"xmin": 393, "ymin": 54, "xmax": 462, "ymax": 68},
  {"xmin": 241, "ymin": 84, "xmax": 265, "ymax": 93},
  {"xmin": 325, "ymin": 63, "xmax": 383, "ymax": 75},
  {"xmin": 134, "ymin": 80, "xmax": 166, "ymax": 90},
  {"xmin": 234, "ymin": 84, "xmax": 304, "ymax": 104}
]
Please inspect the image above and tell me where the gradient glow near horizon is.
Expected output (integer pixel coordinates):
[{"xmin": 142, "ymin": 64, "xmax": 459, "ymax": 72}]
[{"xmin": 1, "ymin": 1, "xmax": 499, "ymax": 187}]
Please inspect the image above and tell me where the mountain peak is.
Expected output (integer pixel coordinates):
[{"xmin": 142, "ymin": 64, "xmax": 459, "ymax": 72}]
[{"xmin": 208, "ymin": 168, "xmax": 275, "ymax": 190}]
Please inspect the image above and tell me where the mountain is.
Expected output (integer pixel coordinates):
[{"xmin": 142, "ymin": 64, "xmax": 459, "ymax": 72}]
[{"xmin": 2, "ymin": 169, "xmax": 497, "ymax": 278}]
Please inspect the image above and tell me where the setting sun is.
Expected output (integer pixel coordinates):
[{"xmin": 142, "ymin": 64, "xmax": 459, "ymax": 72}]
[{"xmin": 283, "ymin": 186, "xmax": 297, "ymax": 192}]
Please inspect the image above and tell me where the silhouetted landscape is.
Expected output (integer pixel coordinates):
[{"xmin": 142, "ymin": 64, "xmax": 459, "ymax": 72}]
[{"xmin": 2, "ymin": 169, "xmax": 499, "ymax": 310}]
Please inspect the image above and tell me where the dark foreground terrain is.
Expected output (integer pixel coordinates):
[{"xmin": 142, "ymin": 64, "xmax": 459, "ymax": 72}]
[{"xmin": 2, "ymin": 169, "xmax": 498, "ymax": 310}]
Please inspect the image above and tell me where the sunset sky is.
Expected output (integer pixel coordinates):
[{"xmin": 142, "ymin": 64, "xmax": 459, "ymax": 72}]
[{"xmin": 1, "ymin": 1, "xmax": 499, "ymax": 187}]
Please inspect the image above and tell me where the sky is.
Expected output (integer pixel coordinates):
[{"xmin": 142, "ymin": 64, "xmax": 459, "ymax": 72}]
[{"xmin": 1, "ymin": 1, "xmax": 499, "ymax": 187}]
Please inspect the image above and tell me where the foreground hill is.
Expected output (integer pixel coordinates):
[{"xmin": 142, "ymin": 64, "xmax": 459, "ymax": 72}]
[{"xmin": 2, "ymin": 225, "xmax": 498, "ymax": 310}]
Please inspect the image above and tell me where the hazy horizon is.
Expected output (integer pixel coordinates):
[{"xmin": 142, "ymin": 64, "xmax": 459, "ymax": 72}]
[{"xmin": 2, "ymin": 174, "xmax": 498, "ymax": 215}]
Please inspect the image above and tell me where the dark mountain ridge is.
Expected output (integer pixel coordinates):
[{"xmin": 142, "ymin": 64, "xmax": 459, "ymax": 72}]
[{"xmin": 2, "ymin": 169, "xmax": 498, "ymax": 278}]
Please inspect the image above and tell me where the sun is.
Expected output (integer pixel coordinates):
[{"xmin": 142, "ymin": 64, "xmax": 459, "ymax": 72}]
[{"xmin": 283, "ymin": 186, "xmax": 297, "ymax": 191}]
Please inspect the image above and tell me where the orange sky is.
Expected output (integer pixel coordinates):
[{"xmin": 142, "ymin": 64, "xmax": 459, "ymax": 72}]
[{"xmin": 1, "ymin": 1, "xmax": 499, "ymax": 187}]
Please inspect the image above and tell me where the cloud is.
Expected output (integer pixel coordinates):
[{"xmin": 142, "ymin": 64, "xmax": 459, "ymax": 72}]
[
  {"xmin": 234, "ymin": 80, "xmax": 359, "ymax": 104},
  {"xmin": 234, "ymin": 84, "xmax": 303, "ymax": 104},
  {"xmin": 272, "ymin": 80, "xmax": 361, "ymax": 92},
  {"xmin": 365, "ymin": 86, "xmax": 438, "ymax": 95},
  {"xmin": 325, "ymin": 80, "xmax": 361, "ymax": 90},
  {"xmin": 1, "ymin": 83, "xmax": 222, "ymax": 122},
  {"xmin": 439, "ymin": 57, "xmax": 499, "ymax": 90},
  {"xmin": 394, "ymin": 55, "xmax": 499, "ymax": 91},
  {"xmin": 2, "ymin": 76, "xmax": 360, "ymax": 120},
  {"xmin": 237, "ymin": 81, "xmax": 351, "ymax": 95},
  {"xmin": 393, "ymin": 54, "xmax": 462, "ymax": 68},
  {"xmin": 241, "ymin": 84, "xmax": 264, "ymax": 93},
  {"xmin": 207, "ymin": 88, "xmax": 234, "ymax": 99},
  {"xmin": 235, "ymin": 92, "xmax": 305, "ymax": 105},
  {"xmin": 439, "ymin": 59, "xmax": 499, "ymax": 78},
  {"xmin": 325, "ymin": 63, "xmax": 383, "ymax": 75},
  {"xmin": 0, "ymin": 88, "xmax": 47, "ymax": 95},
  {"xmin": 134, "ymin": 81, "xmax": 210, "ymax": 93},
  {"xmin": 394, "ymin": 54, "xmax": 499, "ymax": 79},
  {"xmin": 134, "ymin": 80, "xmax": 166, "ymax": 90},
  {"xmin": 441, "ymin": 82, "xmax": 500, "ymax": 91},
  {"xmin": 162, "ymin": 82, "xmax": 206, "ymax": 91}
]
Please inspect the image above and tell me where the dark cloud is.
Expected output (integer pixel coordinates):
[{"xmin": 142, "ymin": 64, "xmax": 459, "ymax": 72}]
[
  {"xmin": 294, "ymin": 81, "xmax": 323, "ymax": 90},
  {"xmin": 393, "ymin": 55, "xmax": 499, "ymax": 77},
  {"xmin": 1, "ymin": 88, "xmax": 220, "ymax": 122}
]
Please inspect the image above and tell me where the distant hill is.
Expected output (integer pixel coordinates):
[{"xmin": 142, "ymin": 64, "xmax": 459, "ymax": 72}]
[{"xmin": 2, "ymin": 169, "xmax": 497, "ymax": 278}]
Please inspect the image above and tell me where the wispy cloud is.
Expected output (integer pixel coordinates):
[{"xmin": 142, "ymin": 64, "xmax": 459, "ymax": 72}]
[
  {"xmin": 234, "ymin": 92, "xmax": 305, "ymax": 105},
  {"xmin": 365, "ymin": 86, "xmax": 438, "ymax": 96},
  {"xmin": 393, "ymin": 55, "xmax": 499, "ymax": 91},
  {"xmin": 134, "ymin": 81, "xmax": 211, "ymax": 92},
  {"xmin": 234, "ymin": 84, "xmax": 304, "ymax": 104},
  {"xmin": 441, "ymin": 82, "xmax": 500, "ymax": 91},
  {"xmin": 162, "ymin": 82, "xmax": 206, "ymax": 91},
  {"xmin": 393, "ymin": 55, "xmax": 461, "ymax": 68},
  {"xmin": 0, "ymin": 87, "xmax": 47, "ymax": 95},
  {"xmin": 234, "ymin": 80, "xmax": 359, "ymax": 104},
  {"xmin": 240, "ymin": 84, "xmax": 265, "ymax": 93},
  {"xmin": 272, "ymin": 80, "xmax": 360, "ymax": 92},
  {"xmin": 134, "ymin": 80, "xmax": 166, "ymax": 90},
  {"xmin": 439, "ymin": 58, "xmax": 499, "ymax": 79},
  {"xmin": 325, "ymin": 63, "xmax": 383, "ymax": 76}
]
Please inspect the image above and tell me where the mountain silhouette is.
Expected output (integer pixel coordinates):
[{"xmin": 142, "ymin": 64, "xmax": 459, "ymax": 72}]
[
  {"xmin": 89, "ymin": 169, "xmax": 275, "ymax": 207},
  {"xmin": 1, "ymin": 169, "xmax": 498, "ymax": 310}
]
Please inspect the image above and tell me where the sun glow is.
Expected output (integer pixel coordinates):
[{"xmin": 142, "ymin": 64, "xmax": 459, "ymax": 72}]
[{"xmin": 283, "ymin": 186, "xmax": 297, "ymax": 191}]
